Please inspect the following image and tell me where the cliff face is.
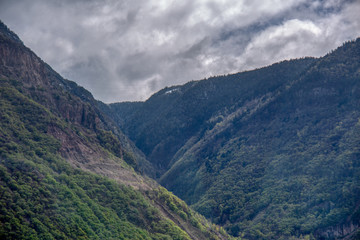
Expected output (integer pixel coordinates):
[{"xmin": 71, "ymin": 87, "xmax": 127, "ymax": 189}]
[
  {"xmin": 0, "ymin": 20, "xmax": 156, "ymax": 179},
  {"xmin": 316, "ymin": 221, "xmax": 359, "ymax": 240},
  {"xmin": 0, "ymin": 24, "xmax": 100, "ymax": 128}
]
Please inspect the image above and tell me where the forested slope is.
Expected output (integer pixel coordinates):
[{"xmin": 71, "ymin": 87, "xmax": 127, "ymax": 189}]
[
  {"xmin": 111, "ymin": 39, "xmax": 360, "ymax": 239},
  {"xmin": 0, "ymin": 20, "xmax": 231, "ymax": 240},
  {"xmin": 109, "ymin": 58, "xmax": 316, "ymax": 176}
]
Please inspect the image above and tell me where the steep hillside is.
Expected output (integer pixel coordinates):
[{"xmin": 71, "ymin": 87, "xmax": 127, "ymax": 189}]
[
  {"xmin": 111, "ymin": 39, "xmax": 360, "ymax": 239},
  {"xmin": 0, "ymin": 21, "xmax": 231, "ymax": 239},
  {"xmin": 109, "ymin": 58, "xmax": 316, "ymax": 176}
]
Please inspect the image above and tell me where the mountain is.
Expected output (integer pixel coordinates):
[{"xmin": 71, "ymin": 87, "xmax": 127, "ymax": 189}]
[
  {"xmin": 0, "ymin": 20, "xmax": 232, "ymax": 240},
  {"xmin": 109, "ymin": 39, "xmax": 360, "ymax": 239},
  {"xmin": 108, "ymin": 58, "xmax": 316, "ymax": 176}
]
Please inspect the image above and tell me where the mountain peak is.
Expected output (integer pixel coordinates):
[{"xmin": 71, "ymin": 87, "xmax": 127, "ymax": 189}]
[
  {"xmin": 0, "ymin": 20, "xmax": 23, "ymax": 44},
  {"xmin": 0, "ymin": 20, "xmax": 233, "ymax": 239}
]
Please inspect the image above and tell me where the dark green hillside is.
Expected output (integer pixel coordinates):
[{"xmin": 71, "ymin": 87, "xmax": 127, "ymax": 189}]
[
  {"xmin": 109, "ymin": 58, "xmax": 316, "ymax": 176},
  {"xmin": 111, "ymin": 39, "xmax": 360, "ymax": 239},
  {"xmin": 0, "ymin": 80, "xmax": 185, "ymax": 239},
  {"xmin": 0, "ymin": 20, "xmax": 155, "ymax": 175},
  {"xmin": 0, "ymin": 21, "xmax": 232, "ymax": 240}
]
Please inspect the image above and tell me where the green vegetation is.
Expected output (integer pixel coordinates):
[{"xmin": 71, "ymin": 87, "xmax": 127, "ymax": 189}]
[
  {"xmin": 0, "ymin": 78, "xmax": 231, "ymax": 239},
  {"xmin": 0, "ymin": 80, "xmax": 193, "ymax": 239},
  {"xmin": 96, "ymin": 129, "xmax": 137, "ymax": 168},
  {"xmin": 109, "ymin": 57, "xmax": 316, "ymax": 175},
  {"xmin": 2, "ymin": 19, "xmax": 359, "ymax": 239},
  {"xmin": 0, "ymin": 155, "xmax": 191, "ymax": 240},
  {"xmin": 147, "ymin": 187, "xmax": 234, "ymax": 240},
  {"xmin": 111, "ymin": 39, "xmax": 360, "ymax": 239},
  {"xmin": 0, "ymin": 19, "xmax": 232, "ymax": 239}
]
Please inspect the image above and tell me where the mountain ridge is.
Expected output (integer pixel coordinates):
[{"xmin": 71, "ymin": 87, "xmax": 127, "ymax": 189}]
[
  {"xmin": 0, "ymin": 20, "xmax": 231, "ymax": 239},
  {"xmin": 109, "ymin": 38, "xmax": 360, "ymax": 239},
  {"xmin": 108, "ymin": 57, "xmax": 317, "ymax": 176},
  {"xmin": 1, "ymin": 18, "xmax": 359, "ymax": 239}
]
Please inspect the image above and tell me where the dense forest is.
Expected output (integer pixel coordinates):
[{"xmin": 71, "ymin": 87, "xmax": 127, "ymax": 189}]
[
  {"xmin": 109, "ymin": 39, "xmax": 360, "ymax": 239},
  {"xmin": 1, "ymin": 18, "xmax": 359, "ymax": 239},
  {"xmin": 0, "ymin": 21, "xmax": 231, "ymax": 240}
]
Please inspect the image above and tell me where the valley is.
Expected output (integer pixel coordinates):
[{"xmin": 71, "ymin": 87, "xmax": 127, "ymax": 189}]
[{"xmin": 1, "ymin": 19, "xmax": 359, "ymax": 239}]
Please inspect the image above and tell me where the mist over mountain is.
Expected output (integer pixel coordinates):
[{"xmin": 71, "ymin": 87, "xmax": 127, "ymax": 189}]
[{"xmin": 109, "ymin": 39, "xmax": 360, "ymax": 239}]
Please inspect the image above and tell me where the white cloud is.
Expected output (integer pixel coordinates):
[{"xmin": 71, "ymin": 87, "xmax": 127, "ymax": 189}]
[
  {"xmin": 234, "ymin": 0, "xmax": 360, "ymax": 71},
  {"xmin": 239, "ymin": 19, "xmax": 323, "ymax": 68},
  {"xmin": 0, "ymin": 0, "xmax": 359, "ymax": 102}
]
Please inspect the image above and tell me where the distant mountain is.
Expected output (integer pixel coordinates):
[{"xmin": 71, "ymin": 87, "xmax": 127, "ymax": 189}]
[
  {"xmin": 108, "ymin": 57, "xmax": 316, "ymax": 176},
  {"xmin": 110, "ymin": 39, "xmax": 360, "ymax": 239},
  {"xmin": 0, "ymin": 20, "xmax": 231, "ymax": 240}
]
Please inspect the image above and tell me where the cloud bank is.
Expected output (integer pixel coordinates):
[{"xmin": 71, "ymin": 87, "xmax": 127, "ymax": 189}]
[{"xmin": 0, "ymin": 0, "xmax": 359, "ymax": 102}]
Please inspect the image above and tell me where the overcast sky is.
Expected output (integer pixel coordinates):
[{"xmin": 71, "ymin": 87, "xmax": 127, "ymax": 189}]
[{"xmin": 0, "ymin": 0, "xmax": 359, "ymax": 103}]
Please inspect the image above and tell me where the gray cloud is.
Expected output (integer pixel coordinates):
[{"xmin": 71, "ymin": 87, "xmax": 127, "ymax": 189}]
[{"xmin": 0, "ymin": 0, "xmax": 359, "ymax": 102}]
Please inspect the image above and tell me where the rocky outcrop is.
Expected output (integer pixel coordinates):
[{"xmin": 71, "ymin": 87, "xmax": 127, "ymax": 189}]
[
  {"xmin": 1, "ymin": 20, "xmax": 156, "ymax": 179},
  {"xmin": 316, "ymin": 221, "xmax": 359, "ymax": 240}
]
